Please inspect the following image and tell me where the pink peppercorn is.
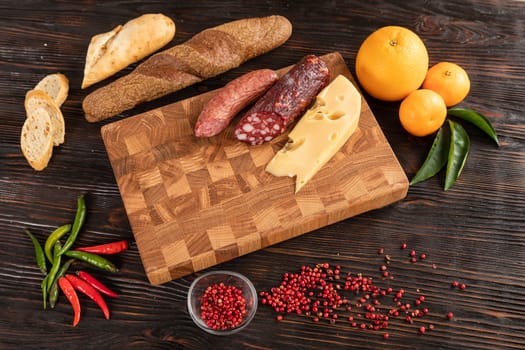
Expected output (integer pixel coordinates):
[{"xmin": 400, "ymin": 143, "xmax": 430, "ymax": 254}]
[{"xmin": 200, "ymin": 283, "xmax": 247, "ymax": 330}]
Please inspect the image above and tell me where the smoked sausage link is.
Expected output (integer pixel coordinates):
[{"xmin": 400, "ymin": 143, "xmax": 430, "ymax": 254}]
[
  {"xmin": 234, "ymin": 55, "xmax": 330, "ymax": 145},
  {"xmin": 194, "ymin": 69, "xmax": 279, "ymax": 137}
]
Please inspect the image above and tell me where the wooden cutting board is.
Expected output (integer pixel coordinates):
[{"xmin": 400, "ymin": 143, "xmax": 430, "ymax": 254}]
[{"xmin": 101, "ymin": 52, "xmax": 409, "ymax": 285}]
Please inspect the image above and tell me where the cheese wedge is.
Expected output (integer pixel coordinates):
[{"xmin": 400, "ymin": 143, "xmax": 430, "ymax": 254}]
[{"xmin": 265, "ymin": 74, "xmax": 362, "ymax": 192}]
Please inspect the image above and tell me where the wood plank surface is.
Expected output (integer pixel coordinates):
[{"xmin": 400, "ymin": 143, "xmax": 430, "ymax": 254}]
[
  {"xmin": 0, "ymin": 1, "xmax": 523, "ymax": 349},
  {"xmin": 101, "ymin": 52, "xmax": 409, "ymax": 284}
]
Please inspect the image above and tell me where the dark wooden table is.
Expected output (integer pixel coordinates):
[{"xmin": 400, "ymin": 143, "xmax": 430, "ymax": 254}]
[{"xmin": 1, "ymin": 1, "xmax": 523, "ymax": 349}]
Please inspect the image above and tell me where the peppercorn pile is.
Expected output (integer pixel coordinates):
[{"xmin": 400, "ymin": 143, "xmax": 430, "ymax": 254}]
[
  {"xmin": 25, "ymin": 194, "xmax": 128, "ymax": 326},
  {"xmin": 259, "ymin": 243, "xmax": 467, "ymax": 339},
  {"xmin": 200, "ymin": 282, "xmax": 247, "ymax": 330}
]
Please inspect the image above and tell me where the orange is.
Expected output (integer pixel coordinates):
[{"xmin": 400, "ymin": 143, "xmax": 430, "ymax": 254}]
[
  {"xmin": 399, "ymin": 89, "xmax": 447, "ymax": 137},
  {"xmin": 356, "ymin": 26, "xmax": 429, "ymax": 102},
  {"xmin": 422, "ymin": 62, "xmax": 470, "ymax": 107}
]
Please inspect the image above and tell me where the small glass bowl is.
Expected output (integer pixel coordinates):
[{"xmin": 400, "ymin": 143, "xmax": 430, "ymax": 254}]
[{"xmin": 187, "ymin": 270, "xmax": 258, "ymax": 335}]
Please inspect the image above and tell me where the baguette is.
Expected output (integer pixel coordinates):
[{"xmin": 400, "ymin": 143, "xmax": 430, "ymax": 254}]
[
  {"xmin": 83, "ymin": 15, "xmax": 292, "ymax": 122},
  {"xmin": 34, "ymin": 73, "xmax": 69, "ymax": 107},
  {"xmin": 24, "ymin": 89, "xmax": 65, "ymax": 146},
  {"xmin": 81, "ymin": 13, "xmax": 176, "ymax": 89},
  {"xmin": 20, "ymin": 107, "xmax": 54, "ymax": 171}
]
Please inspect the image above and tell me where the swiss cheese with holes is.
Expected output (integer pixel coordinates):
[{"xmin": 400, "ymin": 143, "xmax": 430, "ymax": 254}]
[{"xmin": 266, "ymin": 74, "xmax": 362, "ymax": 192}]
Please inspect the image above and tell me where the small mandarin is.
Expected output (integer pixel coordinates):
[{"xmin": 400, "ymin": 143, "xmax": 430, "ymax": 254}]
[
  {"xmin": 399, "ymin": 89, "xmax": 447, "ymax": 137},
  {"xmin": 422, "ymin": 62, "xmax": 470, "ymax": 107}
]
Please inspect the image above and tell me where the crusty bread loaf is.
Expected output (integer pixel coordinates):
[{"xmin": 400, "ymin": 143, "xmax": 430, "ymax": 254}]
[
  {"xmin": 83, "ymin": 15, "xmax": 292, "ymax": 122},
  {"xmin": 25, "ymin": 89, "xmax": 65, "ymax": 146},
  {"xmin": 20, "ymin": 107, "xmax": 54, "ymax": 171},
  {"xmin": 34, "ymin": 73, "xmax": 69, "ymax": 107},
  {"xmin": 82, "ymin": 13, "xmax": 176, "ymax": 89}
]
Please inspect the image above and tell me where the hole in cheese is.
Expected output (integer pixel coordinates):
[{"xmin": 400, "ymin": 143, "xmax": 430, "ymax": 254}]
[
  {"xmin": 326, "ymin": 110, "xmax": 345, "ymax": 121},
  {"xmin": 283, "ymin": 137, "xmax": 305, "ymax": 152}
]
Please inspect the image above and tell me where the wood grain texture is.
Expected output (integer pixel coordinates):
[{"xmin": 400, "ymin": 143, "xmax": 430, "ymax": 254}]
[
  {"xmin": 101, "ymin": 52, "xmax": 408, "ymax": 284},
  {"xmin": 0, "ymin": 1, "xmax": 523, "ymax": 349}
]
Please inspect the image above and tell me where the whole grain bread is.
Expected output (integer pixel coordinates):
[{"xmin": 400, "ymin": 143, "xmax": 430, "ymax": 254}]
[{"xmin": 83, "ymin": 15, "xmax": 292, "ymax": 122}]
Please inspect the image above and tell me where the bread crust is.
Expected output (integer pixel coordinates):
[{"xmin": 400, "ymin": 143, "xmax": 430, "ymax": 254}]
[
  {"xmin": 83, "ymin": 15, "xmax": 292, "ymax": 122},
  {"xmin": 81, "ymin": 13, "xmax": 176, "ymax": 89}
]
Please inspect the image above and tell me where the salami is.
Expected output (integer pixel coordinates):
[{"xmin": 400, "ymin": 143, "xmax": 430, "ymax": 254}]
[
  {"xmin": 194, "ymin": 69, "xmax": 278, "ymax": 137},
  {"xmin": 234, "ymin": 55, "xmax": 330, "ymax": 145}
]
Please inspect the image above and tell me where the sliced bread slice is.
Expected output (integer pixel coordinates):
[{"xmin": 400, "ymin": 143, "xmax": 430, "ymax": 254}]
[
  {"xmin": 34, "ymin": 73, "xmax": 69, "ymax": 107},
  {"xmin": 24, "ymin": 89, "xmax": 65, "ymax": 146},
  {"xmin": 20, "ymin": 107, "xmax": 54, "ymax": 171}
]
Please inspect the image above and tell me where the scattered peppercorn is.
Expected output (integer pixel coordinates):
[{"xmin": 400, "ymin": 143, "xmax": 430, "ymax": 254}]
[
  {"xmin": 259, "ymin": 242, "xmax": 470, "ymax": 339},
  {"xmin": 447, "ymin": 312, "xmax": 454, "ymax": 320}
]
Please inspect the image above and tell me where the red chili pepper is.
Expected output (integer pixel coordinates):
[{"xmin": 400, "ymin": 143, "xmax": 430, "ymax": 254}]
[
  {"xmin": 65, "ymin": 274, "xmax": 110, "ymax": 320},
  {"xmin": 75, "ymin": 240, "xmax": 128, "ymax": 255},
  {"xmin": 76, "ymin": 270, "xmax": 118, "ymax": 298},
  {"xmin": 58, "ymin": 277, "xmax": 81, "ymax": 327}
]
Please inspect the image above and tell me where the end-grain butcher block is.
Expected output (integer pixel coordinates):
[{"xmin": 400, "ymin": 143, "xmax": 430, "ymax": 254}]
[{"xmin": 101, "ymin": 52, "xmax": 409, "ymax": 285}]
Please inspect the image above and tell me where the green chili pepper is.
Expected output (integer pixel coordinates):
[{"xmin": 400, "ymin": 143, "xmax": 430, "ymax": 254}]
[
  {"xmin": 444, "ymin": 120, "xmax": 470, "ymax": 191},
  {"xmin": 48, "ymin": 259, "xmax": 75, "ymax": 309},
  {"xmin": 46, "ymin": 241, "xmax": 63, "ymax": 291},
  {"xmin": 25, "ymin": 229, "xmax": 47, "ymax": 274},
  {"xmin": 44, "ymin": 224, "xmax": 71, "ymax": 264},
  {"xmin": 41, "ymin": 275, "xmax": 48, "ymax": 310},
  {"xmin": 447, "ymin": 107, "xmax": 499, "ymax": 146},
  {"xmin": 64, "ymin": 250, "xmax": 118, "ymax": 273},
  {"xmin": 58, "ymin": 195, "xmax": 87, "ymax": 255},
  {"xmin": 410, "ymin": 127, "xmax": 450, "ymax": 186}
]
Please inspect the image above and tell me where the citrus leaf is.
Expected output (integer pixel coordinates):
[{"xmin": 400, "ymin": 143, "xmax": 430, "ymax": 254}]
[
  {"xmin": 410, "ymin": 127, "xmax": 450, "ymax": 186},
  {"xmin": 445, "ymin": 120, "xmax": 470, "ymax": 191},
  {"xmin": 447, "ymin": 107, "xmax": 499, "ymax": 146}
]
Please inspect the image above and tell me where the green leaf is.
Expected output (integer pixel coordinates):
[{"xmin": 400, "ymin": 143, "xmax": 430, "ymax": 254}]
[
  {"xmin": 445, "ymin": 120, "xmax": 470, "ymax": 191},
  {"xmin": 447, "ymin": 107, "xmax": 499, "ymax": 146},
  {"xmin": 410, "ymin": 127, "xmax": 450, "ymax": 186}
]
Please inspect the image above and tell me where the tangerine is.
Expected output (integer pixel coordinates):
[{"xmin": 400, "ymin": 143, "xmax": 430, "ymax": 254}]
[
  {"xmin": 356, "ymin": 26, "xmax": 429, "ymax": 102},
  {"xmin": 399, "ymin": 89, "xmax": 447, "ymax": 137},
  {"xmin": 422, "ymin": 62, "xmax": 470, "ymax": 107}
]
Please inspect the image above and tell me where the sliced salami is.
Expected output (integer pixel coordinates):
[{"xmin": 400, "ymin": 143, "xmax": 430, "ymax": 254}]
[
  {"xmin": 234, "ymin": 111, "xmax": 287, "ymax": 144},
  {"xmin": 234, "ymin": 55, "xmax": 330, "ymax": 145}
]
